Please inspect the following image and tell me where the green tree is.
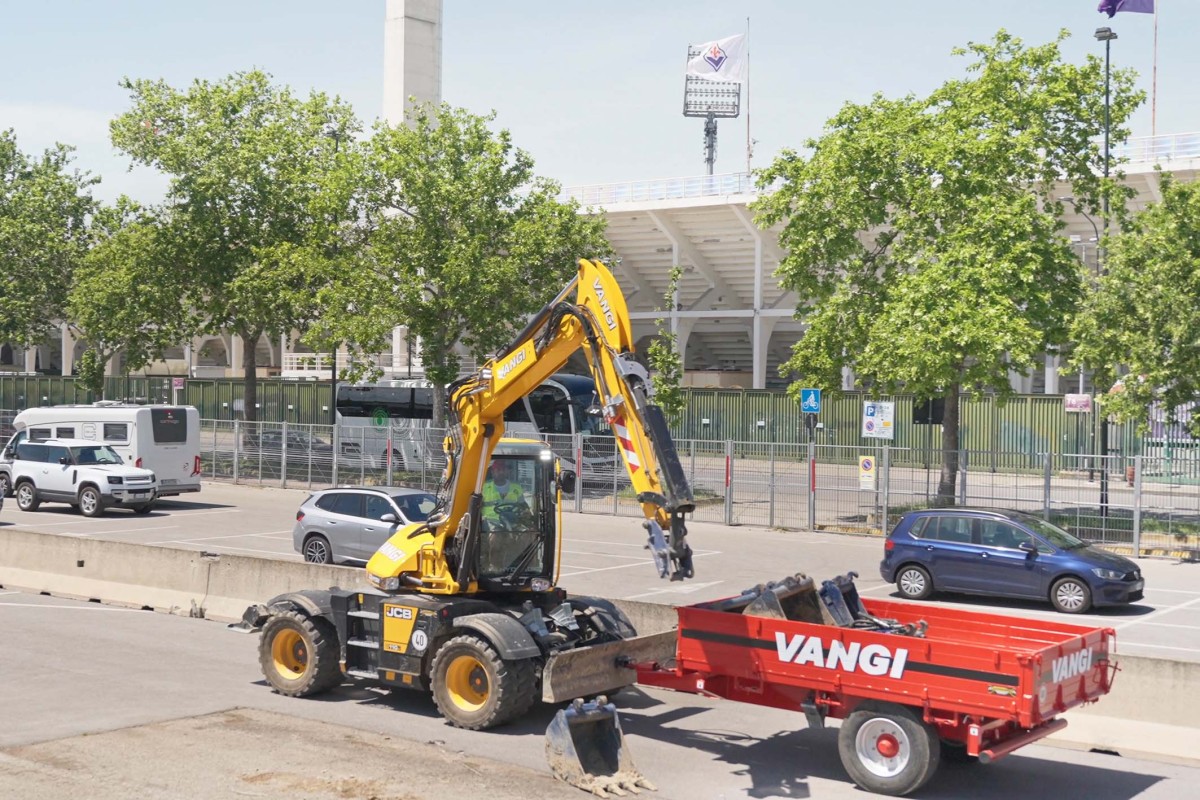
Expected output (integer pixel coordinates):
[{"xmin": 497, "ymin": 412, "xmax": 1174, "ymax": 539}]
[
  {"xmin": 0, "ymin": 130, "xmax": 97, "ymax": 347},
  {"xmin": 755, "ymin": 30, "xmax": 1140, "ymax": 505},
  {"xmin": 1071, "ymin": 173, "xmax": 1200, "ymax": 434},
  {"xmin": 316, "ymin": 103, "xmax": 610, "ymax": 425},
  {"xmin": 109, "ymin": 70, "xmax": 362, "ymax": 420},
  {"xmin": 646, "ymin": 266, "xmax": 686, "ymax": 423},
  {"xmin": 68, "ymin": 199, "xmax": 189, "ymax": 399}
]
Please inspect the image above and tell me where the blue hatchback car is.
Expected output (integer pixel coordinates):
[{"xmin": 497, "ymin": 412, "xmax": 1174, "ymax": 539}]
[{"xmin": 879, "ymin": 508, "xmax": 1143, "ymax": 613}]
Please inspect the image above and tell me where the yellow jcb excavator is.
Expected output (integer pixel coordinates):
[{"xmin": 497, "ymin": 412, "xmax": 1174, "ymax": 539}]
[{"xmin": 235, "ymin": 258, "xmax": 694, "ymax": 795}]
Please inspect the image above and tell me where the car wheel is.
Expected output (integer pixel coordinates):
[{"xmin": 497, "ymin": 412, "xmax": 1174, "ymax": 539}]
[
  {"xmin": 1051, "ymin": 576, "xmax": 1092, "ymax": 614},
  {"xmin": 896, "ymin": 565, "xmax": 933, "ymax": 600},
  {"xmin": 15, "ymin": 481, "xmax": 39, "ymax": 512},
  {"xmin": 302, "ymin": 534, "xmax": 332, "ymax": 564},
  {"xmin": 78, "ymin": 486, "xmax": 105, "ymax": 518},
  {"xmin": 0, "ymin": 472, "xmax": 11, "ymax": 498}
]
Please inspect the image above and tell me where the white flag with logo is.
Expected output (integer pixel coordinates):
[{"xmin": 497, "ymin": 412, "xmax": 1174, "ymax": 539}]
[{"xmin": 686, "ymin": 34, "xmax": 747, "ymax": 83}]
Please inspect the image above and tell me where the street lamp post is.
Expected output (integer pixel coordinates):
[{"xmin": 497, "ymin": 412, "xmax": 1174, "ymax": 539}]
[
  {"xmin": 1061, "ymin": 195, "xmax": 1100, "ymax": 470},
  {"xmin": 325, "ymin": 125, "xmax": 342, "ymax": 427},
  {"xmin": 1095, "ymin": 25, "xmax": 1118, "ymax": 519}
]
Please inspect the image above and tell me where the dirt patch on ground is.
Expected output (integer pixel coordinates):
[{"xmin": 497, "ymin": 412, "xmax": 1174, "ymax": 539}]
[{"xmin": 0, "ymin": 708, "xmax": 599, "ymax": 800}]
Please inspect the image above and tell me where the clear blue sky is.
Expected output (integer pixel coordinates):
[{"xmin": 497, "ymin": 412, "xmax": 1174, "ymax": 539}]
[{"xmin": 1, "ymin": 1, "xmax": 1191, "ymax": 204}]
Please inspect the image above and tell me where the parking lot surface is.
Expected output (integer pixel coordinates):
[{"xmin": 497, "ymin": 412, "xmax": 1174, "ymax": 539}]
[{"xmin": 2, "ymin": 480, "xmax": 1198, "ymax": 661}]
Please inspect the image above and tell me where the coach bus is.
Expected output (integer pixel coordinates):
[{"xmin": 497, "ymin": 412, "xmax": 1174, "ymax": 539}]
[{"xmin": 334, "ymin": 373, "xmax": 617, "ymax": 474}]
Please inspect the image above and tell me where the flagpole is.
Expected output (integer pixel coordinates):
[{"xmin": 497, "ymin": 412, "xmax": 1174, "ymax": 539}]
[
  {"xmin": 1152, "ymin": 3, "xmax": 1158, "ymax": 137},
  {"xmin": 745, "ymin": 16, "xmax": 752, "ymax": 175}
]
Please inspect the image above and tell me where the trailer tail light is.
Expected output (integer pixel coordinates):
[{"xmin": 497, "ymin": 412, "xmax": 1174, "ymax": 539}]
[
  {"xmin": 193, "ymin": 455, "xmax": 202, "ymax": 476},
  {"xmin": 135, "ymin": 457, "xmax": 143, "ymax": 468}
]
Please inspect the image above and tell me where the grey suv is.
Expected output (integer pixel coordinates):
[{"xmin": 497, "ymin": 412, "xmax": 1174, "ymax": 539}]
[{"xmin": 293, "ymin": 486, "xmax": 437, "ymax": 564}]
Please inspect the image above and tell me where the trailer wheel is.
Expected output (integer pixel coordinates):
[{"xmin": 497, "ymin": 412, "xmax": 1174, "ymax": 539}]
[
  {"xmin": 430, "ymin": 634, "xmax": 536, "ymax": 730},
  {"xmin": 259, "ymin": 610, "xmax": 343, "ymax": 697},
  {"xmin": 895, "ymin": 565, "xmax": 933, "ymax": 600},
  {"xmin": 1051, "ymin": 577, "xmax": 1092, "ymax": 614},
  {"xmin": 15, "ymin": 481, "xmax": 39, "ymax": 512},
  {"xmin": 838, "ymin": 704, "xmax": 940, "ymax": 796}
]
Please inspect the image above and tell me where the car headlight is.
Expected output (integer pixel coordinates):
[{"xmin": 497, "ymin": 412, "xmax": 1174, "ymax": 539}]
[
  {"xmin": 107, "ymin": 476, "xmax": 123, "ymax": 484},
  {"xmin": 367, "ymin": 573, "xmax": 401, "ymax": 591},
  {"xmin": 1092, "ymin": 567, "xmax": 1124, "ymax": 580}
]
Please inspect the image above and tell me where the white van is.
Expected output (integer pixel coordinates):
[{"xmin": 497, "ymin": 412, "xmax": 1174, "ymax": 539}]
[{"xmin": 0, "ymin": 403, "xmax": 201, "ymax": 499}]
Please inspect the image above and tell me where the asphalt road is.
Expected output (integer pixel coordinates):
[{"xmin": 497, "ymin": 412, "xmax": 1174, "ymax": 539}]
[{"xmin": 2, "ymin": 589, "xmax": 1199, "ymax": 800}]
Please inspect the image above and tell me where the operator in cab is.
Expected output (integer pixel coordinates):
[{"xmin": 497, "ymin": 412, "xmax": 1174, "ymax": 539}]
[{"xmin": 482, "ymin": 459, "xmax": 527, "ymax": 529}]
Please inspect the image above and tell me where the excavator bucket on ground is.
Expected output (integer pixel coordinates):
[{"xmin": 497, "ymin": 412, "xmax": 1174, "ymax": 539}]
[{"xmin": 546, "ymin": 697, "xmax": 655, "ymax": 798}]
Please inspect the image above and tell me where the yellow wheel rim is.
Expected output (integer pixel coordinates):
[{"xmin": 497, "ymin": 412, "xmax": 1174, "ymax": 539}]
[
  {"xmin": 444, "ymin": 654, "xmax": 489, "ymax": 711},
  {"xmin": 271, "ymin": 628, "xmax": 309, "ymax": 680}
]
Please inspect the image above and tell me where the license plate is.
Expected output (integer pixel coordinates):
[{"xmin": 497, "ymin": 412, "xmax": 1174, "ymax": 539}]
[{"xmin": 130, "ymin": 491, "xmax": 149, "ymax": 497}]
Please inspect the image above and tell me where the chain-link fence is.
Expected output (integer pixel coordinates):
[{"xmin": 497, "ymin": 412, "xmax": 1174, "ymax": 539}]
[{"xmin": 4, "ymin": 411, "xmax": 1194, "ymax": 559}]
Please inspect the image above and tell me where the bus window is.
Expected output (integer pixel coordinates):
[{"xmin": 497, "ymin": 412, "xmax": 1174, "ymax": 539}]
[{"xmin": 529, "ymin": 387, "xmax": 572, "ymax": 435}]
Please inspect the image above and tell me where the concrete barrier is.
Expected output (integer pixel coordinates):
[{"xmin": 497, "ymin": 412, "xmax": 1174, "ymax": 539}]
[
  {"xmin": 1, "ymin": 527, "xmax": 1197, "ymax": 766},
  {"xmin": 0, "ymin": 528, "xmax": 368, "ymax": 621}
]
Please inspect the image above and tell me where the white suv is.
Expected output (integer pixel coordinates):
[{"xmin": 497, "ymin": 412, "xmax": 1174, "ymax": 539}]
[{"xmin": 10, "ymin": 438, "xmax": 158, "ymax": 517}]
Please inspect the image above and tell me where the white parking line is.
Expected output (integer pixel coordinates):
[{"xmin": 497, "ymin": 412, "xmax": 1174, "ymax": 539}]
[
  {"xmin": 68, "ymin": 526, "xmax": 180, "ymax": 537},
  {"xmin": 559, "ymin": 549, "xmax": 720, "ymax": 578},
  {"xmin": 1118, "ymin": 641, "xmax": 1200, "ymax": 655},
  {"xmin": 145, "ymin": 530, "xmax": 291, "ymax": 545},
  {"xmin": 1114, "ymin": 595, "xmax": 1200, "ymax": 631},
  {"xmin": 561, "ymin": 549, "xmax": 657, "ymax": 561}
]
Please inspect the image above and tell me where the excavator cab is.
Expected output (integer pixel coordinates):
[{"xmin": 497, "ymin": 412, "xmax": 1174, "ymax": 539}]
[{"xmin": 475, "ymin": 442, "xmax": 563, "ymax": 590}]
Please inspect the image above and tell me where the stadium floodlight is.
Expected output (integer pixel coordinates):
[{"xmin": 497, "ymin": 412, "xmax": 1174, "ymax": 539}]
[{"xmin": 683, "ymin": 44, "xmax": 741, "ymax": 175}]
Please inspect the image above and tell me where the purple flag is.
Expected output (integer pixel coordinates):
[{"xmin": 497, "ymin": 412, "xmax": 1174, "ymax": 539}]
[{"xmin": 1098, "ymin": 0, "xmax": 1155, "ymax": 17}]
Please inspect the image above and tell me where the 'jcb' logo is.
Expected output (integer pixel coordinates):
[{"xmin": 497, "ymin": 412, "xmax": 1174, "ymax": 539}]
[{"xmin": 385, "ymin": 606, "xmax": 414, "ymax": 620}]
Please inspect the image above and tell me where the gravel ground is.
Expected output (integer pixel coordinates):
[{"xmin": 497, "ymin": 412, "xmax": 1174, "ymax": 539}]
[{"xmin": 0, "ymin": 708, "xmax": 607, "ymax": 800}]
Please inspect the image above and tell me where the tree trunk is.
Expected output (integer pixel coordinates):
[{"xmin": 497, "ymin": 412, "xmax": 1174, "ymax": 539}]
[
  {"xmin": 432, "ymin": 382, "xmax": 447, "ymax": 430},
  {"xmin": 242, "ymin": 332, "xmax": 259, "ymax": 423},
  {"xmin": 935, "ymin": 382, "xmax": 961, "ymax": 507}
]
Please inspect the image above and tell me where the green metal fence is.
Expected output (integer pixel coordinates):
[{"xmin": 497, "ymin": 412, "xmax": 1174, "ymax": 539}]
[{"xmin": 0, "ymin": 375, "xmax": 1187, "ymax": 468}]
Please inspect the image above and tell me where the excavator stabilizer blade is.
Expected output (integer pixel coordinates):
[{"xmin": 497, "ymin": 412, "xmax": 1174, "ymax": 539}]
[{"xmin": 546, "ymin": 698, "xmax": 655, "ymax": 798}]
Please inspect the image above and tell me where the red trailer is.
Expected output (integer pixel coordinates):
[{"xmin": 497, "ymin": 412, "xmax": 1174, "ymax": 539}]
[{"xmin": 631, "ymin": 573, "xmax": 1116, "ymax": 796}]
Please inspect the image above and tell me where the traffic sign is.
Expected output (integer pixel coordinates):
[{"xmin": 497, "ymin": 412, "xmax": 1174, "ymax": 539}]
[
  {"xmin": 861, "ymin": 401, "xmax": 895, "ymax": 439},
  {"xmin": 801, "ymin": 388, "xmax": 821, "ymax": 414}
]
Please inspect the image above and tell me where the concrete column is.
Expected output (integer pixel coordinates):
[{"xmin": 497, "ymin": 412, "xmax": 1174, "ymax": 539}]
[
  {"xmin": 60, "ymin": 324, "xmax": 76, "ymax": 376},
  {"xmin": 1044, "ymin": 354, "xmax": 1061, "ymax": 395},
  {"xmin": 751, "ymin": 315, "xmax": 778, "ymax": 390},
  {"xmin": 23, "ymin": 346, "xmax": 37, "ymax": 373},
  {"xmin": 675, "ymin": 318, "xmax": 695, "ymax": 367},
  {"xmin": 841, "ymin": 365, "xmax": 856, "ymax": 391},
  {"xmin": 383, "ymin": 0, "xmax": 443, "ymax": 125},
  {"xmin": 229, "ymin": 335, "xmax": 244, "ymax": 375},
  {"xmin": 184, "ymin": 342, "xmax": 194, "ymax": 378},
  {"xmin": 1008, "ymin": 367, "xmax": 1032, "ymax": 394},
  {"xmin": 392, "ymin": 326, "xmax": 404, "ymax": 370}
]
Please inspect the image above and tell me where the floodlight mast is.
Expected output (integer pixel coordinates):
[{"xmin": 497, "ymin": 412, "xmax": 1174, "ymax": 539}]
[{"xmin": 683, "ymin": 45, "xmax": 741, "ymax": 176}]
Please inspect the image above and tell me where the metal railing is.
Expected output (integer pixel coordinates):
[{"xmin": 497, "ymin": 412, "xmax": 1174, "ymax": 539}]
[{"xmin": 195, "ymin": 420, "xmax": 1199, "ymax": 559}]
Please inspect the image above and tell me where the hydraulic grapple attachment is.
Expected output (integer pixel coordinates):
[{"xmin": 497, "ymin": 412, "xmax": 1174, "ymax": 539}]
[{"xmin": 546, "ymin": 697, "xmax": 655, "ymax": 798}]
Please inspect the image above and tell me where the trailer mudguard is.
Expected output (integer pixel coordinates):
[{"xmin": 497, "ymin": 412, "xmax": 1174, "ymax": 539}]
[{"xmin": 453, "ymin": 612, "xmax": 542, "ymax": 660}]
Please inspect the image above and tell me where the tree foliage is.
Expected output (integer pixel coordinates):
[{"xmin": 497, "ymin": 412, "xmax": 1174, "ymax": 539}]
[
  {"xmin": 68, "ymin": 198, "xmax": 188, "ymax": 398},
  {"xmin": 754, "ymin": 30, "xmax": 1141, "ymax": 503},
  {"xmin": 0, "ymin": 129, "xmax": 97, "ymax": 345},
  {"xmin": 646, "ymin": 266, "xmax": 686, "ymax": 423},
  {"xmin": 316, "ymin": 103, "xmax": 610, "ymax": 424},
  {"xmin": 1071, "ymin": 173, "xmax": 1200, "ymax": 434},
  {"xmin": 109, "ymin": 70, "xmax": 362, "ymax": 420}
]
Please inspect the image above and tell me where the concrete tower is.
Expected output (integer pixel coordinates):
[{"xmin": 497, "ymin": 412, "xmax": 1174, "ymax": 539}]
[{"xmin": 382, "ymin": 0, "xmax": 443, "ymax": 124}]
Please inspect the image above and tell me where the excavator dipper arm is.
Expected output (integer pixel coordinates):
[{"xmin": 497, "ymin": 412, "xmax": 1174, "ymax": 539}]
[{"xmin": 366, "ymin": 258, "xmax": 695, "ymax": 593}]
